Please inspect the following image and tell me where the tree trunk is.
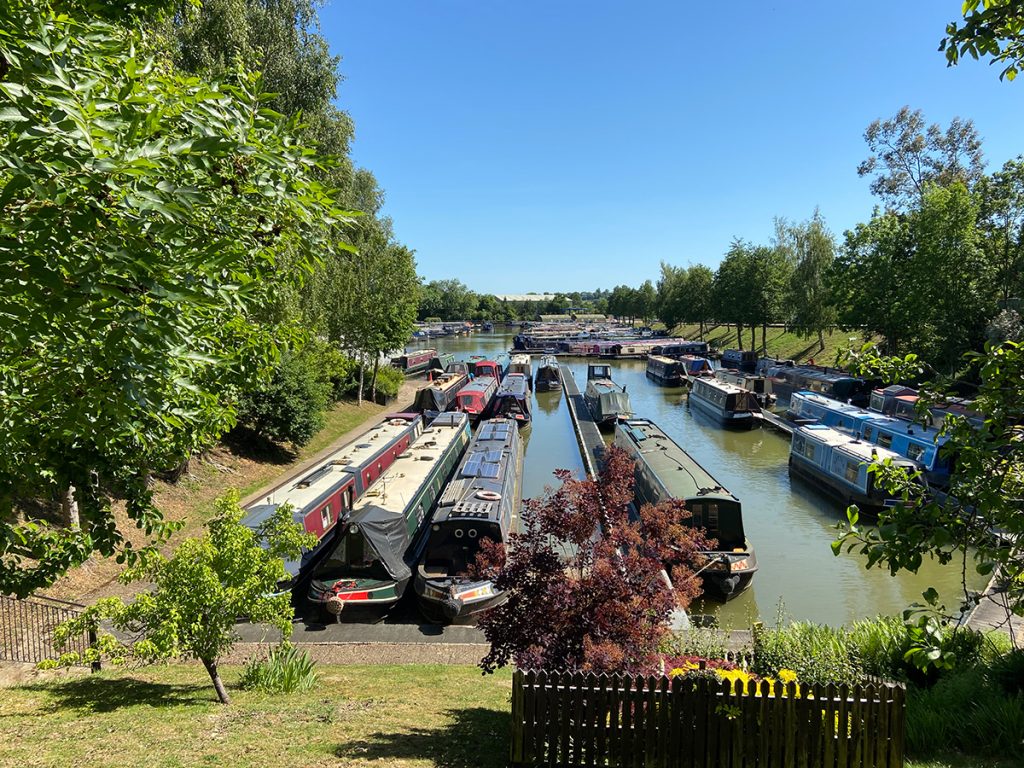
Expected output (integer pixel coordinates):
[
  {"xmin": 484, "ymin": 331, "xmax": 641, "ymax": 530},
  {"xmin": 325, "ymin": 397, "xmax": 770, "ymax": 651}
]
[
  {"xmin": 61, "ymin": 484, "xmax": 80, "ymax": 529},
  {"xmin": 818, "ymin": 328, "xmax": 825, "ymax": 351},
  {"xmin": 357, "ymin": 355, "xmax": 365, "ymax": 406},
  {"xmin": 736, "ymin": 324, "xmax": 743, "ymax": 350},
  {"xmin": 750, "ymin": 326, "xmax": 755, "ymax": 351},
  {"xmin": 202, "ymin": 657, "xmax": 231, "ymax": 705},
  {"xmin": 370, "ymin": 357, "xmax": 380, "ymax": 401},
  {"xmin": 762, "ymin": 323, "xmax": 767, "ymax": 355}
]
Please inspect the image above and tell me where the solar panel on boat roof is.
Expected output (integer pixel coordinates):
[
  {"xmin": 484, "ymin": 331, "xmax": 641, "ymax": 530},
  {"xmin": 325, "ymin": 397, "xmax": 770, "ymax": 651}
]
[
  {"xmin": 479, "ymin": 462, "xmax": 500, "ymax": 479},
  {"xmin": 462, "ymin": 456, "xmax": 482, "ymax": 477},
  {"xmin": 484, "ymin": 449, "xmax": 503, "ymax": 463}
]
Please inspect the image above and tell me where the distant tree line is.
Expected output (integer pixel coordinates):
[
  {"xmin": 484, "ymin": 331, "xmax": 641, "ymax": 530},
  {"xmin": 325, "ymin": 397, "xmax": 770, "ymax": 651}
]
[
  {"xmin": 612, "ymin": 107, "xmax": 1024, "ymax": 373},
  {"xmin": 417, "ymin": 280, "xmax": 621, "ymax": 323}
]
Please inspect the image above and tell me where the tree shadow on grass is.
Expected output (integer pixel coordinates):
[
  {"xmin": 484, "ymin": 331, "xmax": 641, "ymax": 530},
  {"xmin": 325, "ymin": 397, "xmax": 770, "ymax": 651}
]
[
  {"xmin": 334, "ymin": 706, "xmax": 510, "ymax": 768},
  {"xmin": 17, "ymin": 674, "xmax": 215, "ymax": 714},
  {"xmin": 220, "ymin": 426, "xmax": 296, "ymax": 466}
]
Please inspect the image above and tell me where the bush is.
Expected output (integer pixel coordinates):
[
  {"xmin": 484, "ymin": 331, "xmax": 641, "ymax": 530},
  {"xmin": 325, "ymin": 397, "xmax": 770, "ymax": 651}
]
[
  {"xmin": 848, "ymin": 615, "xmax": 909, "ymax": 680},
  {"xmin": 366, "ymin": 364, "xmax": 403, "ymax": 402},
  {"xmin": 989, "ymin": 648, "xmax": 1024, "ymax": 696},
  {"xmin": 240, "ymin": 643, "xmax": 319, "ymax": 694},
  {"xmin": 237, "ymin": 350, "xmax": 331, "ymax": 447},
  {"xmin": 660, "ymin": 626, "xmax": 730, "ymax": 661},
  {"xmin": 753, "ymin": 621, "xmax": 862, "ymax": 686}
]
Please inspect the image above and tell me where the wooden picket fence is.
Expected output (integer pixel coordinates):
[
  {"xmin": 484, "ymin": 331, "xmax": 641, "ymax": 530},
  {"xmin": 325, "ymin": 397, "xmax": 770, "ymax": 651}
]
[{"xmin": 510, "ymin": 669, "xmax": 905, "ymax": 768}]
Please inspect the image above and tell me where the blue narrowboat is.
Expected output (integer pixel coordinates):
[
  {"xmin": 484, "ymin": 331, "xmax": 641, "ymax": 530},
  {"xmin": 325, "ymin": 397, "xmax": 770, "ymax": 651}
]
[
  {"xmin": 654, "ymin": 340, "xmax": 710, "ymax": 357},
  {"xmin": 766, "ymin": 364, "xmax": 872, "ymax": 407},
  {"xmin": 721, "ymin": 349, "xmax": 757, "ymax": 373},
  {"xmin": 860, "ymin": 417, "xmax": 952, "ymax": 488},
  {"xmin": 786, "ymin": 391, "xmax": 877, "ymax": 436},
  {"xmin": 788, "ymin": 424, "xmax": 922, "ymax": 514},
  {"xmin": 491, "ymin": 373, "xmax": 532, "ymax": 426}
]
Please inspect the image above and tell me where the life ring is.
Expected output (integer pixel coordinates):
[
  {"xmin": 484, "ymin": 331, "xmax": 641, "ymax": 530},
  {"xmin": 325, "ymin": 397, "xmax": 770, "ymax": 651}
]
[
  {"xmin": 389, "ymin": 419, "xmax": 407, "ymax": 426},
  {"xmin": 476, "ymin": 490, "xmax": 501, "ymax": 501}
]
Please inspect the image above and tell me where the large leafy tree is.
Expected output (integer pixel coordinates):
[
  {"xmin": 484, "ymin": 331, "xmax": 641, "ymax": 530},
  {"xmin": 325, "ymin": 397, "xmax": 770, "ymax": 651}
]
[
  {"xmin": 0, "ymin": 2, "xmax": 354, "ymax": 595},
  {"xmin": 785, "ymin": 211, "xmax": 838, "ymax": 352},
  {"xmin": 474, "ymin": 447, "xmax": 711, "ymax": 674},
  {"xmin": 53, "ymin": 491, "xmax": 316, "ymax": 704},
  {"xmin": 978, "ymin": 156, "xmax": 1024, "ymax": 304},
  {"xmin": 856, "ymin": 107, "xmax": 984, "ymax": 211}
]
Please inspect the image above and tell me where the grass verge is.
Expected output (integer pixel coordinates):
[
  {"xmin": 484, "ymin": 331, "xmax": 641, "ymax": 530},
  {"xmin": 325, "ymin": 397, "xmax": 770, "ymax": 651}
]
[
  {"xmin": 0, "ymin": 664, "xmax": 512, "ymax": 768},
  {"xmin": 668, "ymin": 323, "xmax": 874, "ymax": 365}
]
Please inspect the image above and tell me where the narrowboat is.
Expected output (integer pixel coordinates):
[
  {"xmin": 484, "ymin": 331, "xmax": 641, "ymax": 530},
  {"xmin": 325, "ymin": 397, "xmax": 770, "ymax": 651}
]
[
  {"xmin": 306, "ymin": 412, "xmax": 472, "ymax": 620},
  {"xmin": 534, "ymin": 356, "xmax": 562, "ymax": 392},
  {"xmin": 428, "ymin": 352, "xmax": 455, "ymax": 374},
  {"xmin": 655, "ymin": 340, "xmax": 710, "ymax": 357},
  {"xmin": 413, "ymin": 371, "xmax": 469, "ymax": 414},
  {"xmin": 584, "ymin": 364, "xmax": 633, "ymax": 428},
  {"xmin": 788, "ymin": 424, "xmax": 922, "ymax": 514},
  {"xmin": 860, "ymin": 417, "xmax": 952, "ymax": 488},
  {"xmin": 868, "ymin": 385, "xmax": 918, "ymax": 416},
  {"xmin": 614, "ymin": 418, "xmax": 757, "ymax": 600},
  {"xmin": 755, "ymin": 356, "xmax": 794, "ymax": 376},
  {"xmin": 445, "ymin": 361, "xmax": 472, "ymax": 377},
  {"xmin": 765, "ymin": 364, "xmax": 872, "ymax": 407},
  {"xmin": 481, "ymin": 321, "xmax": 494, "ymax": 332},
  {"xmin": 454, "ymin": 376, "xmax": 499, "ymax": 425},
  {"xmin": 414, "ymin": 418, "xmax": 523, "ymax": 624},
  {"xmin": 688, "ymin": 377, "xmax": 760, "ymax": 429},
  {"xmin": 646, "ymin": 354, "xmax": 686, "ymax": 387},
  {"xmin": 679, "ymin": 355, "xmax": 715, "ymax": 383},
  {"xmin": 715, "ymin": 369, "xmax": 775, "ymax": 407},
  {"xmin": 391, "ymin": 348, "xmax": 436, "ymax": 375},
  {"xmin": 468, "ymin": 354, "xmax": 509, "ymax": 381},
  {"xmin": 491, "ymin": 374, "xmax": 532, "ymax": 426},
  {"xmin": 508, "ymin": 354, "xmax": 533, "ymax": 388},
  {"xmin": 786, "ymin": 391, "xmax": 876, "ymax": 436},
  {"xmin": 243, "ymin": 413, "xmax": 423, "ymax": 586},
  {"xmin": 721, "ymin": 349, "xmax": 757, "ymax": 373}
]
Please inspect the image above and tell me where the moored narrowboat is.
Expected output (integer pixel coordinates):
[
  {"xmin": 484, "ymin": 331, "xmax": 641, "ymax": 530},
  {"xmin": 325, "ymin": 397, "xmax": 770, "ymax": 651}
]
[
  {"xmin": 614, "ymin": 418, "xmax": 757, "ymax": 600},
  {"xmin": 721, "ymin": 349, "xmax": 757, "ymax": 373},
  {"xmin": 508, "ymin": 354, "xmax": 533, "ymax": 388},
  {"xmin": 445, "ymin": 361, "xmax": 472, "ymax": 377},
  {"xmin": 655, "ymin": 340, "xmax": 710, "ymax": 357},
  {"xmin": 414, "ymin": 418, "xmax": 523, "ymax": 623},
  {"xmin": 584, "ymin": 364, "xmax": 633, "ymax": 428},
  {"xmin": 688, "ymin": 377, "xmax": 760, "ymax": 429},
  {"xmin": 534, "ymin": 356, "xmax": 562, "ymax": 392},
  {"xmin": 428, "ymin": 352, "xmax": 455, "ymax": 373},
  {"xmin": 766, "ymin": 364, "xmax": 872, "ymax": 407},
  {"xmin": 491, "ymin": 374, "xmax": 532, "ymax": 426},
  {"xmin": 786, "ymin": 391, "xmax": 875, "ymax": 436},
  {"xmin": 468, "ymin": 354, "xmax": 509, "ymax": 381},
  {"xmin": 788, "ymin": 424, "xmax": 922, "ymax": 514},
  {"xmin": 243, "ymin": 413, "xmax": 423, "ymax": 587},
  {"xmin": 868, "ymin": 385, "xmax": 918, "ymax": 416},
  {"xmin": 391, "ymin": 348, "xmax": 436, "ymax": 375},
  {"xmin": 715, "ymin": 369, "xmax": 775, "ymax": 407},
  {"xmin": 646, "ymin": 354, "xmax": 686, "ymax": 387},
  {"xmin": 413, "ymin": 371, "xmax": 469, "ymax": 414},
  {"xmin": 679, "ymin": 355, "xmax": 715, "ymax": 383},
  {"xmin": 860, "ymin": 416, "xmax": 952, "ymax": 488},
  {"xmin": 454, "ymin": 376, "xmax": 499, "ymax": 425},
  {"xmin": 306, "ymin": 412, "xmax": 472, "ymax": 620}
]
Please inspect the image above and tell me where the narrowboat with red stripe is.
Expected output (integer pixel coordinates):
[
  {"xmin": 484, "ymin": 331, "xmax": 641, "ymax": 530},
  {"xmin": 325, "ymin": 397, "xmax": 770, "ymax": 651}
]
[
  {"xmin": 468, "ymin": 354, "xmax": 509, "ymax": 381},
  {"xmin": 454, "ymin": 376, "xmax": 499, "ymax": 425},
  {"xmin": 243, "ymin": 413, "xmax": 423, "ymax": 587},
  {"xmin": 306, "ymin": 412, "xmax": 472, "ymax": 621},
  {"xmin": 391, "ymin": 348, "xmax": 436, "ymax": 375},
  {"xmin": 414, "ymin": 418, "xmax": 523, "ymax": 624}
]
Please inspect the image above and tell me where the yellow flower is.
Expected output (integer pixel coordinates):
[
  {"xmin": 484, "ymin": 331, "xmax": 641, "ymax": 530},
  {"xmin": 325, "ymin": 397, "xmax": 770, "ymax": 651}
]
[
  {"xmin": 778, "ymin": 668, "xmax": 798, "ymax": 684},
  {"xmin": 669, "ymin": 668, "xmax": 686, "ymax": 678}
]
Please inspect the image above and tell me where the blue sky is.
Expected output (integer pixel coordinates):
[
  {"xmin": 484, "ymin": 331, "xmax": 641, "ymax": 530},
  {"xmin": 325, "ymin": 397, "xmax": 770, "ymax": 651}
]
[{"xmin": 321, "ymin": 1, "xmax": 1024, "ymax": 294}]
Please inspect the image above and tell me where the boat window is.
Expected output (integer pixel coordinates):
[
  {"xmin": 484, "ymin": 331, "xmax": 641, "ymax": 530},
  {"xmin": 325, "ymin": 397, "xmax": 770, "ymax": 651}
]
[
  {"xmin": 320, "ymin": 503, "xmax": 332, "ymax": 529},
  {"xmin": 844, "ymin": 460, "xmax": 859, "ymax": 483},
  {"xmin": 907, "ymin": 443, "xmax": 926, "ymax": 462},
  {"xmin": 792, "ymin": 435, "xmax": 805, "ymax": 454},
  {"xmin": 878, "ymin": 433, "xmax": 893, "ymax": 449},
  {"xmin": 863, "ymin": 426, "xmax": 873, "ymax": 441},
  {"xmin": 802, "ymin": 440, "xmax": 816, "ymax": 461}
]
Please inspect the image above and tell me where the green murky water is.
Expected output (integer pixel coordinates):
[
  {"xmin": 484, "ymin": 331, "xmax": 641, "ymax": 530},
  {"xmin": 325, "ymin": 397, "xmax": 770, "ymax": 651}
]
[{"xmin": 412, "ymin": 332, "xmax": 982, "ymax": 629}]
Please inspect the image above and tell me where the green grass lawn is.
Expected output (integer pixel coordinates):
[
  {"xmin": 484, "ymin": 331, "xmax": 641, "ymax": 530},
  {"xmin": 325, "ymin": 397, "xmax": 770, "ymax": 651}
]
[
  {"xmin": 2, "ymin": 663, "xmax": 1018, "ymax": 768},
  {"xmin": 669, "ymin": 323, "xmax": 874, "ymax": 366}
]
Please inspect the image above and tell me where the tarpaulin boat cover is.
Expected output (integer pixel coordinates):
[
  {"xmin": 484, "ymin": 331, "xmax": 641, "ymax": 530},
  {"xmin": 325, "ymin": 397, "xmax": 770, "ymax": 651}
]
[{"xmin": 348, "ymin": 503, "xmax": 414, "ymax": 582}]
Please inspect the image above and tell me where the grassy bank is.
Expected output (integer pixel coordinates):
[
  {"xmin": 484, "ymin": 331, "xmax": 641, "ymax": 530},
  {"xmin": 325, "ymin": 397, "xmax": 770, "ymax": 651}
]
[
  {"xmin": 0, "ymin": 664, "xmax": 1011, "ymax": 768},
  {"xmin": 45, "ymin": 398, "xmax": 390, "ymax": 602},
  {"xmin": 668, "ymin": 323, "xmax": 874, "ymax": 365}
]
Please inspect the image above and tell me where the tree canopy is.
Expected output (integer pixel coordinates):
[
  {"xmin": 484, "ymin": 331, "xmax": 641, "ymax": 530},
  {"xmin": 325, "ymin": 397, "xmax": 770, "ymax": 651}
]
[{"xmin": 941, "ymin": 0, "xmax": 1024, "ymax": 81}]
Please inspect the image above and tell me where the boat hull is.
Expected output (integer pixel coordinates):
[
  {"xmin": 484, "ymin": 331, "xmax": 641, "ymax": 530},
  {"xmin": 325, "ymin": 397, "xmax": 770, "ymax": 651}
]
[
  {"xmin": 646, "ymin": 369, "xmax": 685, "ymax": 387},
  {"xmin": 787, "ymin": 455, "xmax": 886, "ymax": 515},
  {"xmin": 689, "ymin": 390, "xmax": 759, "ymax": 429}
]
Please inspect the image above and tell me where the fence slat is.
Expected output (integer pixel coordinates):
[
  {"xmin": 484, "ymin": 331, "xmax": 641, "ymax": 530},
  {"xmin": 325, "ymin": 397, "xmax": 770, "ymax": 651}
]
[
  {"xmin": 608, "ymin": 673, "xmax": 621, "ymax": 766},
  {"xmin": 595, "ymin": 674, "xmax": 608, "ymax": 768},
  {"xmin": 837, "ymin": 684, "xmax": 850, "ymax": 768}
]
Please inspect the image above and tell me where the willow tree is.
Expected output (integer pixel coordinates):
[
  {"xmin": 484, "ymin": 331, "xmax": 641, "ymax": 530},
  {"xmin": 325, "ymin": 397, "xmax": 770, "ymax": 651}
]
[
  {"xmin": 0, "ymin": 1, "xmax": 355, "ymax": 595},
  {"xmin": 786, "ymin": 212, "xmax": 838, "ymax": 352}
]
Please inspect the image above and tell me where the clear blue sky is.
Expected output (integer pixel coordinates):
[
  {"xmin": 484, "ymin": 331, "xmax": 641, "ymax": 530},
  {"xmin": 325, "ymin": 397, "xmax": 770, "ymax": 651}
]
[{"xmin": 321, "ymin": 1, "xmax": 1024, "ymax": 294}]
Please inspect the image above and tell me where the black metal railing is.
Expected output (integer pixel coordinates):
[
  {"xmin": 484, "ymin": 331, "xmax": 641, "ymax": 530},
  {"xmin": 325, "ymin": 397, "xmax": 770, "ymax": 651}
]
[{"xmin": 0, "ymin": 594, "xmax": 97, "ymax": 668}]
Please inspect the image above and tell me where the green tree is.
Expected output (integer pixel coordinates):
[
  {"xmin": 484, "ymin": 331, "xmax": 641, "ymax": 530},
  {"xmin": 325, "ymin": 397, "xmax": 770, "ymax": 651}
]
[
  {"xmin": 857, "ymin": 107, "xmax": 984, "ymax": 210},
  {"xmin": 656, "ymin": 263, "xmax": 687, "ymax": 330},
  {"xmin": 748, "ymin": 244, "xmax": 793, "ymax": 354},
  {"xmin": 0, "ymin": 3, "xmax": 354, "ymax": 595},
  {"xmin": 53, "ymin": 491, "xmax": 316, "ymax": 704},
  {"xmin": 978, "ymin": 156, "xmax": 1024, "ymax": 304},
  {"xmin": 786, "ymin": 211, "xmax": 838, "ymax": 352},
  {"xmin": 714, "ymin": 241, "xmax": 758, "ymax": 349},
  {"xmin": 417, "ymin": 279, "xmax": 476, "ymax": 322},
  {"xmin": 684, "ymin": 265, "xmax": 715, "ymax": 339},
  {"xmin": 637, "ymin": 280, "xmax": 657, "ymax": 324},
  {"xmin": 941, "ymin": 0, "xmax": 1024, "ymax": 81}
]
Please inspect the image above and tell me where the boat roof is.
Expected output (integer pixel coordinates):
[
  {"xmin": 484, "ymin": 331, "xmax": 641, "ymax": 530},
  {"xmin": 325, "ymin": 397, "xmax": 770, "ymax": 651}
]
[
  {"xmin": 421, "ymin": 372, "xmax": 466, "ymax": 393},
  {"xmin": 797, "ymin": 423, "xmax": 856, "ymax": 447},
  {"xmin": 458, "ymin": 377, "xmax": 497, "ymax": 395},
  {"xmin": 792, "ymin": 391, "xmax": 873, "ymax": 417},
  {"xmin": 539, "ymin": 355, "xmax": 559, "ymax": 367},
  {"xmin": 496, "ymin": 374, "xmax": 529, "ymax": 397},
  {"xmin": 647, "ymin": 354, "xmax": 678, "ymax": 365},
  {"xmin": 243, "ymin": 414, "xmax": 421, "ymax": 524},
  {"xmin": 350, "ymin": 413, "xmax": 468, "ymax": 519},
  {"xmin": 432, "ymin": 419, "xmax": 519, "ymax": 525},
  {"xmin": 510, "ymin": 354, "xmax": 531, "ymax": 364},
  {"xmin": 589, "ymin": 379, "xmax": 624, "ymax": 395},
  {"xmin": 796, "ymin": 424, "xmax": 919, "ymax": 465},
  {"xmin": 863, "ymin": 415, "xmax": 944, "ymax": 442},
  {"xmin": 693, "ymin": 377, "xmax": 748, "ymax": 396},
  {"xmin": 617, "ymin": 419, "xmax": 737, "ymax": 503}
]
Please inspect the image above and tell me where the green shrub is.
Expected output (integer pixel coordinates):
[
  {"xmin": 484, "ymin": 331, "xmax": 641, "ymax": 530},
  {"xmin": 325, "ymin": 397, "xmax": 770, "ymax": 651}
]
[
  {"xmin": 240, "ymin": 643, "xmax": 319, "ymax": 694},
  {"xmin": 237, "ymin": 350, "xmax": 331, "ymax": 447},
  {"xmin": 848, "ymin": 615, "xmax": 910, "ymax": 680},
  {"xmin": 366, "ymin": 364, "xmax": 403, "ymax": 401},
  {"xmin": 752, "ymin": 621, "xmax": 862, "ymax": 686},
  {"xmin": 989, "ymin": 648, "xmax": 1024, "ymax": 696},
  {"xmin": 660, "ymin": 626, "xmax": 730, "ymax": 661}
]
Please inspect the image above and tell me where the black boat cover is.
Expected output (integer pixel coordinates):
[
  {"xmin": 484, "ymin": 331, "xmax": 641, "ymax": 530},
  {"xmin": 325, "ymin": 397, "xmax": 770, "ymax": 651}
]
[{"xmin": 348, "ymin": 503, "xmax": 414, "ymax": 583}]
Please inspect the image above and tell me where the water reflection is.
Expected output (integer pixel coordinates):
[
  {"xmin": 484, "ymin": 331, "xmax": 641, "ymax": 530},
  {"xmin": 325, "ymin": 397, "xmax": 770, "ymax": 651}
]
[{"xmin": 416, "ymin": 332, "xmax": 983, "ymax": 628}]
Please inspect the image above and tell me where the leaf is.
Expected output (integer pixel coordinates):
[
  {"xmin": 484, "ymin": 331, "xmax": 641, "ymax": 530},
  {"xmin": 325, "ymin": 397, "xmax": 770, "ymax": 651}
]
[{"xmin": 0, "ymin": 107, "xmax": 28, "ymax": 122}]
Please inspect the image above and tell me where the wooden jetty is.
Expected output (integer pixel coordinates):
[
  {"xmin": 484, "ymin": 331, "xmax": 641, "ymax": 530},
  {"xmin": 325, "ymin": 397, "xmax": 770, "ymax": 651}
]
[
  {"xmin": 963, "ymin": 569, "xmax": 1022, "ymax": 645},
  {"xmin": 562, "ymin": 366, "xmax": 604, "ymax": 477},
  {"xmin": 758, "ymin": 407, "xmax": 794, "ymax": 437}
]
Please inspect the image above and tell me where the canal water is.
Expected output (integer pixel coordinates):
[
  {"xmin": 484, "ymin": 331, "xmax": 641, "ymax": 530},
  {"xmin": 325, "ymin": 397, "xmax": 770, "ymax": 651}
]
[{"xmin": 413, "ymin": 332, "xmax": 981, "ymax": 629}]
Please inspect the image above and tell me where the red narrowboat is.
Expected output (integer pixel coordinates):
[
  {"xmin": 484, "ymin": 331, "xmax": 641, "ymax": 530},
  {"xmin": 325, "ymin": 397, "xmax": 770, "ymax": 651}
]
[
  {"xmin": 391, "ymin": 348, "xmax": 436, "ymax": 375},
  {"xmin": 455, "ymin": 376, "xmax": 499, "ymax": 424}
]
